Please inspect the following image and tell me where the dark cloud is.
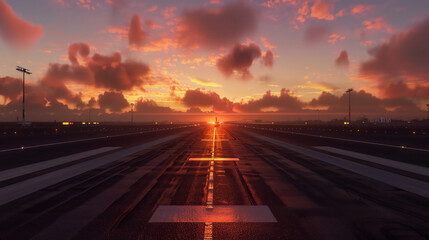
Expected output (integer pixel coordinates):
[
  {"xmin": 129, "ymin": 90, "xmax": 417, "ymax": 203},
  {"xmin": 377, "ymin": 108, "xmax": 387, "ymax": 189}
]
[
  {"xmin": 182, "ymin": 88, "xmax": 234, "ymax": 112},
  {"xmin": 217, "ymin": 43, "xmax": 262, "ymax": 80},
  {"xmin": 98, "ymin": 91, "xmax": 129, "ymax": 112},
  {"xmin": 304, "ymin": 24, "xmax": 331, "ymax": 44},
  {"xmin": 88, "ymin": 52, "xmax": 150, "ymax": 91},
  {"xmin": 0, "ymin": 0, "xmax": 43, "ymax": 47},
  {"xmin": 262, "ymin": 50, "xmax": 274, "ymax": 67},
  {"xmin": 68, "ymin": 43, "xmax": 90, "ymax": 65},
  {"xmin": 0, "ymin": 76, "xmax": 21, "ymax": 101},
  {"xmin": 135, "ymin": 99, "xmax": 174, "ymax": 113},
  {"xmin": 177, "ymin": 2, "xmax": 257, "ymax": 49},
  {"xmin": 234, "ymin": 89, "xmax": 303, "ymax": 113},
  {"xmin": 129, "ymin": 14, "xmax": 148, "ymax": 47},
  {"xmin": 335, "ymin": 50, "xmax": 349, "ymax": 68},
  {"xmin": 309, "ymin": 91, "xmax": 385, "ymax": 113},
  {"xmin": 186, "ymin": 107, "xmax": 203, "ymax": 113},
  {"xmin": 359, "ymin": 17, "xmax": 429, "ymax": 99}
]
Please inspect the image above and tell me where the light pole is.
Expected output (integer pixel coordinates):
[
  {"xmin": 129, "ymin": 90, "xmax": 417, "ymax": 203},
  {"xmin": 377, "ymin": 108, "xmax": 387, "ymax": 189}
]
[
  {"xmin": 346, "ymin": 88, "xmax": 353, "ymax": 124},
  {"xmin": 131, "ymin": 103, "xmax": 134, "ymax": 125},
  {"xmin": 16, "ymin": 66, "xmax": 32, "ymax": 122}
]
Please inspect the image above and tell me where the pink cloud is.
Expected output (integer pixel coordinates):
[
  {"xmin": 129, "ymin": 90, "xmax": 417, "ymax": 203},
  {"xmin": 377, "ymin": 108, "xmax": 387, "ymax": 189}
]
[
  {"xmin": 296, "ymin": 1, "xmax": 310, "ymax": 23},
  {"xmin": 147, "ymin": 5, "xmax": 158, "ymax": 12},
  {"xmin": 0, "ymin": 76, "xmax": 21, "ymax": 101},
  {"xmin": 163, "ymin": 6, "xmax": 177, "ymax": 19},
  {"xmin": 176, "ymin": 2, "xmax": 257, "ymax": 49},
  {"xmin": 310, "ymin": 0, "xmax": 335, "ymax": 21},
  {"xmin": 363, "ymin": 17, "xmax": 393, "ymax": 33},
  {"xmin": 128, "ymin": 14, "xmax": 148, "ymax": 47},
  {"xmin": 328, "ymin": 33, "xmax": 345, "ymax": 45},
  {"xmin": 0, "ymin": 0, "xmax": 43, "ymax": 47},
  {"xmin": 68, "ymin": 42, "xmax": 90, "ymax": 65},
  {"xmin": 335, "ymin": 50, "xmax": 349, "ymax": 68},
  {"xmin": 260, "ymin": 37, "xmax": 277, "ymax": 49},
  {"xmin": 359, "ymin": 17, "xmax": 429, "ymax": 99},
  {"xmin": 351, "ymin": 4, "xmax": 374, "ymax": 15},
  {"xmin": 263, "ymin": 50, "xmax": 274, "ymax": 67}
]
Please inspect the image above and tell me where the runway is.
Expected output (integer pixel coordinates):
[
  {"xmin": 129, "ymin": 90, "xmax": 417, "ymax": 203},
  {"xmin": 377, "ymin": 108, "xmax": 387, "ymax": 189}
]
[{"xmin": 0, "ymin": 124, "xmax": 428, "ymax": 240}]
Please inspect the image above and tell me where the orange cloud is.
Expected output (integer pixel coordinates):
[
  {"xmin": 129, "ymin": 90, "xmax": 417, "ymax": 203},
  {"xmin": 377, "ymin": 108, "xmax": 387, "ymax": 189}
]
[
  {"xmin": 260, "ymin": 37, "xmax": 277, "ymax": 49},
  {"xmin": 363, "ymin": 17, "xmax": 393, "ymax": 33},
  {"xmin": 310, "ymin": 0, "xmax": 335, "ymax": 21},
  {"xmin": 190, "ymin": 78, "xmax": 222, "ymax": 87},
  {"xmin": 147, "ymin": 5, "xmax": 158, "ymax": 12},
  {"xmin": 296, "ymin": 1, "xmax": 310, "ymax": 23},
  {"xmin": 360, "ymin": 17, "xmax": 429, "ymax": 99},
  {"xmin": 328, "ymin": 33, "xmax": 345, "ymax": 45},
  {"xmin": 163, "ymin": 6, "xmax": 177, "ymax": 19},
  {"xmin": 351, "ymin": 4, "xmax": 374, "ymax": 15},
  {"xmin": 0, "ymin": 0, "xmax": 43, "ymax": 47},
  {"xmin": 128, "ymin": 14, "xmax": 148, "ymax": 47}
]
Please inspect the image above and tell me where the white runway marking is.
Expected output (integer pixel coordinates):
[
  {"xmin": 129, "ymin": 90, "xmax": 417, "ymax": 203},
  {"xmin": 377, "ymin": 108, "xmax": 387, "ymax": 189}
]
[
  {"xmin": 0, "ymin": 135, "xmax": 181, "ymax": 206},
  {"xmin": 0, "ymin": 128, "xmax": 176, "ymax": 153},
  {"xmin": 314, "ymin": 146, "xmax": 429, "ymax": 177},
  {"xmin": 273, "ymin": 130, "xmax": 429, "ymax": 153},
  {"xmin": 149, "ymin": 205, "xmax": 277, "ymax": 223},
  {"xmin": 0, "ymin": 147, "xmax": 120, "ymax": 182},
  {"xmin": 252, "ymin": 134, "xmax": 429, "ymax": 199}
]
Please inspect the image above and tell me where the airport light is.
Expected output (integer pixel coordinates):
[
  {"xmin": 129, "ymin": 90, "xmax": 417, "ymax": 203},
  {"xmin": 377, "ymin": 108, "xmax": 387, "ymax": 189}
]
[
  {"xmin": 346, "ymin": 88, "xmax": 353, "ymax": 125},
  {"xmin": 16, "ymin": 66, "xmax": 32, "ymax": 122}
]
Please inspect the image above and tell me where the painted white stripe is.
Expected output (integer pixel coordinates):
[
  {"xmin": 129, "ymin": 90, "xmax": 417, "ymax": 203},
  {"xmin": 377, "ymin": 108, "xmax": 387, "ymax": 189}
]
[
  {"xmin": 0, "ymin": 127, "xmax": 180, "ymax": 153},
  {"xmin": 252, "ymin": 134, "xmax": 429, "ymax": 198},
  {"xmin": 271, "ymin": 130, "xmax": 429, "ymax": 153},
  {"xmin": 0, "ymin": 134, "xmax": 182, "ymax": 206},
  {"xmin": 149, "ymin": 205, "xmax": 277, "ymax": 222},
  {"xmin": 314, "ymin": 146, "xmax": 429, "ymax": 177},
  {"xmin": 0, "ymin": 147, "xmax": 120, "ymax": 182},
  {"xmin": 203, "ymin": 222, "xmax": 213, "ymax": 240}
]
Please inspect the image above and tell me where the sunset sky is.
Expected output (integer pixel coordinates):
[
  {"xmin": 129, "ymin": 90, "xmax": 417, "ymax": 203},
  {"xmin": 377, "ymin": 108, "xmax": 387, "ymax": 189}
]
[{"xmin": 1, "ymin": 0, "xmax": 429, "ymax": 122}]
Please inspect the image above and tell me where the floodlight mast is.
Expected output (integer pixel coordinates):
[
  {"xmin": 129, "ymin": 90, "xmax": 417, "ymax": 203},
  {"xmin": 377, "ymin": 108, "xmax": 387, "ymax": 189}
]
[
  {"xmin": 346, "ymin": 88, "xmax": 353, "ymax": 125},
  {"xmin": 131, "ymin": 103, "xmax": 134, "ymax": 125},
  {"xmin": 16, "ymin": 66, "xmax": 32, "ymax": 122}
]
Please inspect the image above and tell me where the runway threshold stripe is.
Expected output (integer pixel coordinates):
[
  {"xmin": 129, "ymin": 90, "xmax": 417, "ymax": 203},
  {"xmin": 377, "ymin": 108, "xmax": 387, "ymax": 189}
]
[
  {"xmin": 313, "ymin": 146, "xmax": 429, "ymax": 177},
  {"xmin": 0, "ymin": 134, "xmax": 183, "ymax": 206},
  {"xmin": 253, "ymin": 134, "xmax": 429, "ymax": 199},
  {"xmin": 0, "ymin": 147, "xmax": 120, "ymax": 182}
]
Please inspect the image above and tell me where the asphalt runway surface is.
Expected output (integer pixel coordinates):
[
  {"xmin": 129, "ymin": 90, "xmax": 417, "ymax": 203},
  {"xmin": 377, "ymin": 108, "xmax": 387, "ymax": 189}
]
[{"xmin": 0, "ymin": 124, "xmax": 428, "ymax": 240}]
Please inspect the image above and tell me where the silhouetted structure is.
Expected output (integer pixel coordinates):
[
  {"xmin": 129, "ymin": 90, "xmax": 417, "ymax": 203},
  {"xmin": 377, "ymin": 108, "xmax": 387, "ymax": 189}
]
[
  {"xmin": 16, "ymin": 66, "xmax": 32, "ymax": 122},
  {"xmin": 346, "ymin": 88, "xmax": 353, "ymax": 124}
]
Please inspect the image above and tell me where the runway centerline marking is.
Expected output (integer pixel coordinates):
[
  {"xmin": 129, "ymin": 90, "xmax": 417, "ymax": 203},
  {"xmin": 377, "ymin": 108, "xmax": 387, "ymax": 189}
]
[{"xmin": 149, "ymin": 127, "xmax": 277, "ymax": 239}]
